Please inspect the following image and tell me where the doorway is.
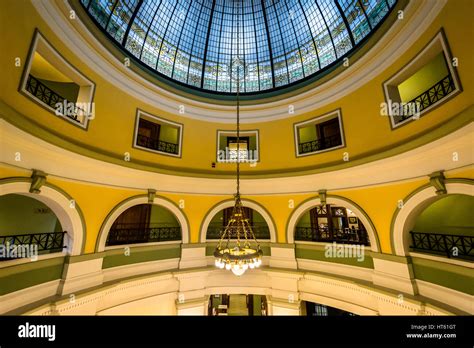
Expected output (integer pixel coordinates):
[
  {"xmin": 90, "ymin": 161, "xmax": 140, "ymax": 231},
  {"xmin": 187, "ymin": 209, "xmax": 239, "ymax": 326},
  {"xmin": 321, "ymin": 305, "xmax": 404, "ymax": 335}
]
[{"xmin": 208, "ymin": 294, "xmax": 268, "ymax": 316}]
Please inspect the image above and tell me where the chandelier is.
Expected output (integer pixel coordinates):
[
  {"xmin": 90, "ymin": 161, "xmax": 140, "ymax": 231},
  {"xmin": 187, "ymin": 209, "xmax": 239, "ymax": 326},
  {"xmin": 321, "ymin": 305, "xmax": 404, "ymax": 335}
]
[{"xmin": 214, "ymin": 6, "xmax": 262, "ymax": 276}]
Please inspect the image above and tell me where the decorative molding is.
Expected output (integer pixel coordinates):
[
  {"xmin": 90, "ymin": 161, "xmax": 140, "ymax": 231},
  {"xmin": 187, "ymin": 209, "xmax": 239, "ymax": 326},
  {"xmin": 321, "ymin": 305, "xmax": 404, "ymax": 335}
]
[
  {"xmin": 29, "ymin": 169, "xmax": 47, "ymax": 193},
  {"xmin": 428, "ymin": 170, "xmax": 447, "ymax": 195},
  {"xmin": 147, "ymin": 189, "xmax": 156, "ymax": 204}
]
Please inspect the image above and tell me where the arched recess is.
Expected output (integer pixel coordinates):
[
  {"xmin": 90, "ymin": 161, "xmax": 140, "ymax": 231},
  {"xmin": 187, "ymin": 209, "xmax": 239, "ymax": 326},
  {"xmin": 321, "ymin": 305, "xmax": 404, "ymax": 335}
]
[
  {"xmin": 199, "ymin": 199, "xmax": 277, "ymax": 243},
  {"xmin": 0, "ymin": 178, "xmax": 85, "ymax": 255},
  {"xmin": 391, "ymin": 180, "xmax": 474, "ymax": 257},
  {"xmin": 96, "ymin": 195, "xmax": 189, "ymax": 252},
  {"xmin": 286, "ymin": 195, "xmax": 380, "ymax": 252}
]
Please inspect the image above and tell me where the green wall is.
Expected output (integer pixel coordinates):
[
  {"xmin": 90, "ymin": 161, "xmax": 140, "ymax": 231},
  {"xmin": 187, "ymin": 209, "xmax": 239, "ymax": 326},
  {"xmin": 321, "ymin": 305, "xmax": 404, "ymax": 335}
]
[
  {"xmin": 159, "ymin": 124, "xmax": 179, "ymax": 144},
  {"xmin": 149, "ymin": 205, "xmax": 179, "ymax": 226},
  {"xmin": 413, "ymin": 194, "xmax": 474, "ymax": 235},
  {"xmin": 0, "ymin": 194, "xmax": 62, "ymax": 236},
  {"xmin": 296, "ymin": 211, "xmax": 311, "ymax": 227},
  {"xmin": 298, "ymin": 125, "xmax": 317, "ymax": 143},
  {"xmin": 398, "ymin": 53, "xmax": 449, "ymax": 102}
]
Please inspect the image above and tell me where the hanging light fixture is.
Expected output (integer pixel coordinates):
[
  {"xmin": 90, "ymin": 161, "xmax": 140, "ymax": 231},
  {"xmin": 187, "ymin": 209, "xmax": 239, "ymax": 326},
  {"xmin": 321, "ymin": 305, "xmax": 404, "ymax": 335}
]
[{"xmin": 214, "ymin": 2, "xmax": 262, "ymax": 276}]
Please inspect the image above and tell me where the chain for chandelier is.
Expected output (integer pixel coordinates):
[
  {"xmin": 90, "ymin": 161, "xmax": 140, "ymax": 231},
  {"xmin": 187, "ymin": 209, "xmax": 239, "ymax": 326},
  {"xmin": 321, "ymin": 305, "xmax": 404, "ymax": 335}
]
[{"xmin": 213, "ymin": 0, "xmax": 262, "ymax": 276}]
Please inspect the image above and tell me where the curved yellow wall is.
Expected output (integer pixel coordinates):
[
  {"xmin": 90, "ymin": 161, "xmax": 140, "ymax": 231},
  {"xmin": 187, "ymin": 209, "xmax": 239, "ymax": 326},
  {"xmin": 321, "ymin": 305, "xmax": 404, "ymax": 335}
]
[{"xmin": 0, "ymin": 0, "xmax": 472, "ymax": 177}]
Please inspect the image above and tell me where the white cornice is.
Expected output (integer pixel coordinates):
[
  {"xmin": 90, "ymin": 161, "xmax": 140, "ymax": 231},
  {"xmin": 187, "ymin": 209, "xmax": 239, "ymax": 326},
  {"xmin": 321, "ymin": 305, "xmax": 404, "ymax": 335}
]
[
  {"xmin": 30, "ymin": 0, "xmax": 447, "ymax": 123},
  {"xmin": 1, "ymin": 120, "xmax": 472, "ymax": 195}
]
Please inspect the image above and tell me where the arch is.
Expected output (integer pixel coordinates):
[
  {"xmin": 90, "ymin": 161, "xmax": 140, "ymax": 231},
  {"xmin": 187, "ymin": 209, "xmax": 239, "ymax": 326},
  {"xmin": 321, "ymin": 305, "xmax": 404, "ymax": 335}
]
[
  {"xmin": 96, "ymin": 194, "xmax": 190, "ymax": 252},
  {"xmin": 0, "ymin": 178, "xmax": 85, "ymax": 255},
  {"xmin": 199, "ymin": 199, "xmax": 277, "ymax": 243},
  {"xmin": 286, "ymin": 195, "xmax": 380, "ymax": 252},
  {"xmin": 391, "ymin": 180, "xmax": 474, "ymax": 256}
]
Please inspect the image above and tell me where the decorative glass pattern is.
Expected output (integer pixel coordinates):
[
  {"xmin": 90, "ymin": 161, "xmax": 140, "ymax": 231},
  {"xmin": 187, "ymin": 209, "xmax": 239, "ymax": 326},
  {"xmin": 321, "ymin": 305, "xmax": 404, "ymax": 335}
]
[{"xmin": 81, "ymin": 0, "xmax": 395, "ymax": 94}]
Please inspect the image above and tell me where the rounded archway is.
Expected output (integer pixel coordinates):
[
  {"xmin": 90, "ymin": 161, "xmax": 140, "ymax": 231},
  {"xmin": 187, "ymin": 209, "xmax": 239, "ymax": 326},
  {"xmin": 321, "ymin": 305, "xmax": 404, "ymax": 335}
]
[
  {"xmin": 96, "ymin": 195, "xmax": 189, "ymax": 252},
  {"xmin": 200, "ymin": 199, "xmax": 276, "ymax": 243},
  {"xmin": 0, "ymin": 180, "xmax": 85, "ymax": 256},
  {"xmin": 392, "ymin": 181, "xmax": 474, "ymax": 257},
  {"xmin": 287, "ymin": 196, "xmax": 379, "ymax": 252}
]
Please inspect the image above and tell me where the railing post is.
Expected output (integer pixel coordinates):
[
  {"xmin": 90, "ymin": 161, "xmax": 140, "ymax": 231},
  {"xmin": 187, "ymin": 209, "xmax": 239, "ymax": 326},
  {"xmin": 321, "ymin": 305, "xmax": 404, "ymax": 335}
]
[{"xmin": 441, "ymin": 234, "xmax": 450, "ymax": 258}]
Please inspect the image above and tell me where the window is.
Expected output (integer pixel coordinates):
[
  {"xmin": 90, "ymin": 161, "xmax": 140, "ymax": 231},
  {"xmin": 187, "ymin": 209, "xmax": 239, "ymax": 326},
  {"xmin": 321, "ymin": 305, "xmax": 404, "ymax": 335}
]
[
  {"xmin": 294, "ymin": 110, "xmax": 345, "ymax": 157},
  {"xmin": 383, "ymin": 29, "xmax": 462, "ymax": 128},
  {"xmin": 133, "ymin": 110, "xmax": 183, "ymax": 157},
  {"xmin": 20, "ymin": 30, "xmax": 95, "ymax": 129},
  {"xmin": 217, "ymin": 130, "xmax": 259, "ymax": 163}
]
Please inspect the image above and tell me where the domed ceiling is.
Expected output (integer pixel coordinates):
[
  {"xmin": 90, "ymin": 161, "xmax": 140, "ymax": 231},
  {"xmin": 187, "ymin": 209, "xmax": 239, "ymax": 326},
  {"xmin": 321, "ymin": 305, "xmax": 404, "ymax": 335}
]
[{"xmin": 81, "ymin": 0, "xmax": 396, "ymax": 95}]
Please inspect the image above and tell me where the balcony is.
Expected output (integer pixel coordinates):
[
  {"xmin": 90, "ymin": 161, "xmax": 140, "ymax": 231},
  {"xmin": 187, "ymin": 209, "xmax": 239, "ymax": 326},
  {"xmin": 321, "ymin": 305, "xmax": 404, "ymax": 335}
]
[
  {"xmin": 0, "ymin": 231, "xmax": 67, "ymax": 261},
  {"xmin": 295, "ymin": 226, "xmax": 370, "ymax": 246},
  {"xmin": 106, "ymin": 223, "xmax": 181, "ymax": 246},
  {"xmin": 409, "ymin": 231, "xmax": 473, "ymax": 261},
  {"xmin": 298, "ymin": 134, "xmax": 342, "ymax": 155},
  {"xmin": 206, "ymin": 222, "xmax": 270, "ymax": 240},
  {"xmin": 136, "ymin": 134, "xmax": 179, "ymax": 155}
]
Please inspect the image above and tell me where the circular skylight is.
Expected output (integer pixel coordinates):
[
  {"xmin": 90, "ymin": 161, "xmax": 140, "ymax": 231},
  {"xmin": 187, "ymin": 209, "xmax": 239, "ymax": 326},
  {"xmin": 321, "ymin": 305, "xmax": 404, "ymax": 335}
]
[{"xmin": 81, "ymin": 0, "xmax": 396, "ymax": 94}]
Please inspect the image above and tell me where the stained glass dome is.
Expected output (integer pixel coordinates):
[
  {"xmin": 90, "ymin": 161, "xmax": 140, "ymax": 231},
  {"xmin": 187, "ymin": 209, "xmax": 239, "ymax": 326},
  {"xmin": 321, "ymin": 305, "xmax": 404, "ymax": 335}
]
[{"xmin": 81, "ymin": 0, "xmax": 396, "ymax": 94}]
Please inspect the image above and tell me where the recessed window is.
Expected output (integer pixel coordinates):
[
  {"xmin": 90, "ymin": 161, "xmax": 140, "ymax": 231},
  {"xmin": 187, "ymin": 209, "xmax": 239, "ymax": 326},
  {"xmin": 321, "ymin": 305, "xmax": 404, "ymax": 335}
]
[
  {"xmin": 294, "ymin": 110, "xmax": 345, "ymax": 157},
  {"xmin": 133, "ymin": 110, "xmax": 183, "ymax": 157},
  {"xmin": 217, "ymin": 130, "xmax": 259, "ymax": 163},
  {"xmin": 383, "ymin": 30, "xmax": 462, "ymax": 128},
  {"xmin": 20, "ymin": 30, "xmax": 95, "ymax": 128}
]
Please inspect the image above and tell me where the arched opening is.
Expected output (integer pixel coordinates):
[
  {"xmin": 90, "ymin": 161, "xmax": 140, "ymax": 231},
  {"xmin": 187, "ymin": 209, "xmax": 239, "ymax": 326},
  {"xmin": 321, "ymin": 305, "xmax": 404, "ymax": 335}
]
[
  {"xmin": 409, "ymin": 194, "xmax": 473, "ymax": 260},
  {"xmin": 206, "ymin": 206, "xmax": 270, "ymax": 241},
  {"xmin": 0, "ymin": 194, "xmax": 66, "ymax": 260},
  {"xmin": 207, "ymin": 294, "xmax": 268, "ymax": 316},
  {"xmin": 303, "ymin": 301, "xmax": 357, "ymax": 316},
  {"xmin": 106, "ymin": 203, "xmax": 181, "ymax": 247},
  {"xmin": 294, "ymin": 204, "xmax": 370, "ymax": 246}
]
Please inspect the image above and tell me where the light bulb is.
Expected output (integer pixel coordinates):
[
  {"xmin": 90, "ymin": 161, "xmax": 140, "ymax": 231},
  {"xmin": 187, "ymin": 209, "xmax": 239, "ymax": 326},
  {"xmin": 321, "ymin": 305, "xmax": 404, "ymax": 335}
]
[
  {"xmin": 231, "ymin": 267, "xmax": 246, "ymax": 276},
  {"xmin": 249, "ymin": 263, "xmax": 255, "ymax": 269},
  {"xmin": 225, "ymin": 263, "xmax": 231, "ymax": 270},
  {"xmin": 215, "ymin": 259, "xmax": 220, "ymax": 267},
  {"xmin": 243, "ymin": 264, "xmax": 248, "ymax": 270},
  {"xmin": 219, "ymin": 263, "xmax": 225, "ymax": 269}
]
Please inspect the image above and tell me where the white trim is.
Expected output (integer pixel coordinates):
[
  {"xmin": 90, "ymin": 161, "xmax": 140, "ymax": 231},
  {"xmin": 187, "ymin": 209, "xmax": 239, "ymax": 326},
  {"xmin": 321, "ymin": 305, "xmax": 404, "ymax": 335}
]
[
  {"xmin": 20, "ymin": 31, "xmax": 95, "ymax": 128},
  {"xmin": 104, "ymin": 240, "xmax": 181, "ymax": 251},
  {"xmin": 287, "ymin": 197, "xmax": 379, "ymax": 252},
  {"xmin": 102, "ymin": 258, "xmax": 180, "ymax": 283},
  {"xmin": 409, "ymin": 252, "xmax": 474, "ymax": 269},
  {"xmin": 415, "ymin": 279, "xmax": 473, "ymax": 314},
  {"xmin": 216, "ymin": 129, "xmax": 259, "ymax": 163},
  {"xmin": 393, "ymin": 182, "xmax": 474, "ymax": 256},
  {"xmin": 0, "ymin": 181, "xmax": 84, "ymax": 256},
  {"xmin": 199, "ymin": 199, "xmax": 277, "ymax": 243},
  {"xmin": 97, "ymin": 196, "xmax": 189, "ymax": 252},
  {"xmin": 0, "ymin": 251, "xmax": 66, "ymax": 269},
  {"xmin": 293, "ymin": 109, "xmax": 345, "ymax": 157},
  {"xmin": 296, "ymin": 258, "xmax": 374, "ymax": 283},
  {"xmin": 383, "ymin": 30, "xmax": 462, "ymax": 128},
  {"xmin": 2, "ymin": 119, "xmax": 472, "ymax": 195},
  {"xmin": 133, "ymin": 110, "xmax": 183, "ymax": 158},
  {"xmin": 31, "ymin": 0, "xmax": 447, "ymax": 123}
]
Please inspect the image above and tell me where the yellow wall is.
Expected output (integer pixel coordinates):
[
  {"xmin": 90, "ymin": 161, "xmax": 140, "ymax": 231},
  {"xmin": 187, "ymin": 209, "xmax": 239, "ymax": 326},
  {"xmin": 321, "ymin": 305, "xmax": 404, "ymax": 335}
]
[{"xmin": 0, "ymin": 0, "xmax": 472, "ymax": 177}]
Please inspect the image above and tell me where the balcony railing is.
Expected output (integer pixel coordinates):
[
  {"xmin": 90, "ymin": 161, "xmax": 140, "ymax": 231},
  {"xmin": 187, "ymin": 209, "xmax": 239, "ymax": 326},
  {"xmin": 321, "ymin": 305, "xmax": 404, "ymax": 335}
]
[
  {"xmin": 398, "ymin": 74, "xmax": 455, "ymax": 122},
  {"xmin": 0, "ymin": 231, "xmax": 67, "ymax": 261},
  {"xmin": 25, "ymin": 75, "xmax": 83, "ymax": 123},
  {"xmin": 106, "ymin": 223, "xmax": 181, "ymax": 246},
  {"xmin": 295, "ymin": 226, "xmax": 370, "ymax": 246},
  {"xmin": 136, "ymin": 134, "xmax": 179, "ymax": 155},
  {"xmin": 298, "ymin": 134, "xmax": 342, "ymax": 154},
  {"xmin": 409, "ymin": 231, "xmax": 473, "ymax": 260},
  {"xmin": 206, "ymin": 222, "xmax": 271, "ymax": 240}
]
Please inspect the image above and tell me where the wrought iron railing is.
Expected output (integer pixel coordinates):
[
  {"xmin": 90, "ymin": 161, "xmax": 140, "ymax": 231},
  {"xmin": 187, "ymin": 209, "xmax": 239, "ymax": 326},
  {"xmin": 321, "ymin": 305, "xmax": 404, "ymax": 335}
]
[
  {"xmin": 295, "ymin": 226, "xmax": 370, "ymax": 246},
  {"xmin": 298, "ymin": 134, "xmax": 342, "ymax": 154},
  {"xmin": 106, "ymin": 223, "xmax": 181, "ymax": 246},
  {"xmin": 25, "ymin": 75, "xmax": 83, "ymax": 123},
  {"xmin": 0, "ymin": 232, "xmax": 67, "ymax": 261},
  {"xmin": 409, "ymin": 231, "xmax": 473, "ymax": 260},
  {"xmin": 206, "ymin": 222, "xmax": 271, "ymax": 240},
  {"xmin": 136, "ymin": 134, "xmax": 179, "ymax": 155},
  {"xmin": 398, "ymin": 74, "xmax": 455, "ymax": 122}
]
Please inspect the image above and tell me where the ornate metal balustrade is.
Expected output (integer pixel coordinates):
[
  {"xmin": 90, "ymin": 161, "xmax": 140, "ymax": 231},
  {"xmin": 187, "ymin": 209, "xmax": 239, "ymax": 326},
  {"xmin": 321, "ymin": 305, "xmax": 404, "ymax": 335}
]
[
  {"xmin": 106, "ymin": 223, "xmax": 181, "ymax": 246},
  {"xmin": 25, "ymin": 75, "xmax": 83, "ymax": 123},
  {"xmin": 298, "ymin": 134, "xmax": 342, "ymax": 154},
  {"xmin": 295, "ymin": 226, "xmax": 370, "ymax": 246},
  {"xmin": 206, "ymin": 222, "xmax": 270, "ymax": 240},
  {"xmin": 136, "ymin": 134, "xmax": 179, "ymax": 155},
  {"xmin": 409, "ymin": 231, "xmax": 473, "ymax": 260},
  {"xmin": 0, "ymin": 231, "xmax": 67, "ymax": 261},
  {"xmin": 398, "ymin": 74, "xmax": 455, "ymax": 122}
]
